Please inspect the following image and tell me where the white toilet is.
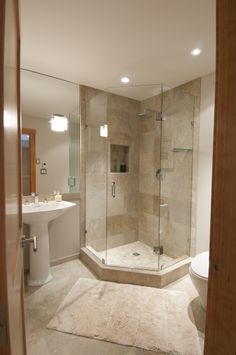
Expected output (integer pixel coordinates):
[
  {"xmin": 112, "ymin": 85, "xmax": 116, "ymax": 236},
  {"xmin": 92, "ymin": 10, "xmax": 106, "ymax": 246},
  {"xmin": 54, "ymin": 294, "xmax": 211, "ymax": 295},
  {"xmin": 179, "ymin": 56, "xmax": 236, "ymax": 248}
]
[{"xmin": 189, "ymin": 251, "xmax": 209, "ymax": 310}]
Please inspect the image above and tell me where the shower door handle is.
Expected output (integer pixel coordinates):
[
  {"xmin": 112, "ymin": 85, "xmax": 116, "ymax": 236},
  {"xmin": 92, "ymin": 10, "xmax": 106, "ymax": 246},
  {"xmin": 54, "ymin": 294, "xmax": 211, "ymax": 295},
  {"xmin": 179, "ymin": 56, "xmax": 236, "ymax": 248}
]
[
  {"xmin": 156, "ymin": 169, "xmax": 164, "ymax": 180},
  {"xmin": 111, "ymin": 182, "xmax": 116, "ymax": 198}
]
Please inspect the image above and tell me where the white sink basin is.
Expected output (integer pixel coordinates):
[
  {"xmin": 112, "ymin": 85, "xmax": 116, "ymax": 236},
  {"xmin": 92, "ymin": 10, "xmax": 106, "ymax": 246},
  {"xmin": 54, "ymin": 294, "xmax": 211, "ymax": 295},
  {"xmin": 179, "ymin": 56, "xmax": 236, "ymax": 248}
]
[
  {"xmin": 22, "ymin": 200, "xmax": 76, "ymax": 286},
  {"xmin": 22, "ymin": 200, "xmax": 75, "ymax": 224}
]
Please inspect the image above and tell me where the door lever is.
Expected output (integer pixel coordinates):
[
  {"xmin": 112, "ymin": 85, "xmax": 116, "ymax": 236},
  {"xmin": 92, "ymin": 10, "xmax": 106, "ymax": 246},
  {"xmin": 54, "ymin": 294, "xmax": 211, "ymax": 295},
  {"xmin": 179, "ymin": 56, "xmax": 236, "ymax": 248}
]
[{"xmin": 21, "ymin": 235, "xmax": 37, "ymax": 252}]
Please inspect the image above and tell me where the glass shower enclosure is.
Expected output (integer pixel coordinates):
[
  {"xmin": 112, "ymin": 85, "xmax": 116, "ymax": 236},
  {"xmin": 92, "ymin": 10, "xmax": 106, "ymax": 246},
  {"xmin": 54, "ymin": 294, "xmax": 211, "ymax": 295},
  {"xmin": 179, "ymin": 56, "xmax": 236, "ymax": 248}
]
[{"xmin": 85, "ymin": 84, "xmax": 195, "ymax": 272}]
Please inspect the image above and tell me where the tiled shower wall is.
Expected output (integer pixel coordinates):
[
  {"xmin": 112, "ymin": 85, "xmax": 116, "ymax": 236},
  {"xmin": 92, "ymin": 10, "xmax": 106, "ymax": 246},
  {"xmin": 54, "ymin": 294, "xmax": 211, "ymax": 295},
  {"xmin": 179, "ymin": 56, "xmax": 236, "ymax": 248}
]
[
  {"xmin": 81, "ymin": 78, "xmax": 200, "ymax": 258},
  {"xmin": 138, "ymin": 80, "xmax": 201, "ymax": 258}
]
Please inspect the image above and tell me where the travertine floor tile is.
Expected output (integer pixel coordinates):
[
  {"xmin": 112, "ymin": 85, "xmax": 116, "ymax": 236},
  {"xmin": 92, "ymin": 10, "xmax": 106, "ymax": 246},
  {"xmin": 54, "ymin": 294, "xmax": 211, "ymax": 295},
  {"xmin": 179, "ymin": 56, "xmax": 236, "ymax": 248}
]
[{"xmin": 24, "ymin": 259, "xmax": 205, "ymax": 355}]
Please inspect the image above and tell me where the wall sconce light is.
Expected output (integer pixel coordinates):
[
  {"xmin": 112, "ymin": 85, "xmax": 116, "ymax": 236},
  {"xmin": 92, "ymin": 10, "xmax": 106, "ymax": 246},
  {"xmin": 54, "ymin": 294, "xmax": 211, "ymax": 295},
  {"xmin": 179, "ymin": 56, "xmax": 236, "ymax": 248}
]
[
  {"xmin": 50, "ymin": 114, "xmax": 68, "ymax": 132},
  {"xmin": 100, "ymin": 124, "xmax": 108, "ymax": 137}
]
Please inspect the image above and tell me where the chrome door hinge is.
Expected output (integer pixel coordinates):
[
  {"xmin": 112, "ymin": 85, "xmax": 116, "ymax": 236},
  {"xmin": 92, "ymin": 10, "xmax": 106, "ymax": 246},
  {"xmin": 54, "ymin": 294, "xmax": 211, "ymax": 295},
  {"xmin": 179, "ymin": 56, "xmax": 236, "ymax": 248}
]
[
  {"xmin": 153, "ymin": 246, "xmax": 164, "ymax": 255},
  {"xmin": 157, "ymin": 111, "xmax": 163, "ymax": 121},
  {"xmin": 156, "ymin": 169, "xmax": 164, "ymax": 180},
  {"xmin": 0, "ymin": 304, "xmax": 7, "ymax": 347}
]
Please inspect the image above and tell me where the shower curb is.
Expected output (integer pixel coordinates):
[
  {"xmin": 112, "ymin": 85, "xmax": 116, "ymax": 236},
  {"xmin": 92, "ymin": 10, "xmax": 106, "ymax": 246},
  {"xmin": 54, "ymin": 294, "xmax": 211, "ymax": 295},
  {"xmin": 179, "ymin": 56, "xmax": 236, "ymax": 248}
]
[{"xmin": 80, "ymin": 247, "xmax": 191, "ymax": 288}]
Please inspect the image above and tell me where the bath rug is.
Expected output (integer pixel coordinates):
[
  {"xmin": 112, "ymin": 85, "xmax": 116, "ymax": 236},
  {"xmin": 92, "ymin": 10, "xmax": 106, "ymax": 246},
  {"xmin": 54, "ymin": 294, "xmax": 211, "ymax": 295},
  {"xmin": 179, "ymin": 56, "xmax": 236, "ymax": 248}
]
[{"xmin": 47, "ymin": 278, "xmax": 201, "ymax": 355}]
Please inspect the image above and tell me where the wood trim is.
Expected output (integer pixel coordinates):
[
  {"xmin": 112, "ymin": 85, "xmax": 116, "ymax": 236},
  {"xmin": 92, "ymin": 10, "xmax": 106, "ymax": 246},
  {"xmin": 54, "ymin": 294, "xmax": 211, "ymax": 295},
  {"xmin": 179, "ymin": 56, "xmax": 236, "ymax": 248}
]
[
  {"xmin": 0, "ymin": 0, "xmax": 10, "ymax": 353},
  {"xmin": 16, "ymin": 0, "xmax": 27, "ymax": 351},
  {"xmin": 22, "ymin": 128, "xmax": 36, "ymax": 193},
  {"xmin": 204, "ymin": 0, "xmax": 236, "ymax": 354}
]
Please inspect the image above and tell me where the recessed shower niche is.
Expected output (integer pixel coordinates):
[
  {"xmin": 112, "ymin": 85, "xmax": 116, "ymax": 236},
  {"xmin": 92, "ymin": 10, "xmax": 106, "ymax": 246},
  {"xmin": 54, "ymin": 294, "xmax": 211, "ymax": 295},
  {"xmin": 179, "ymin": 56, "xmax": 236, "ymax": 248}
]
[{"xmin": 110, "ymin": 144, "xmax": 130, "ymax": 173}]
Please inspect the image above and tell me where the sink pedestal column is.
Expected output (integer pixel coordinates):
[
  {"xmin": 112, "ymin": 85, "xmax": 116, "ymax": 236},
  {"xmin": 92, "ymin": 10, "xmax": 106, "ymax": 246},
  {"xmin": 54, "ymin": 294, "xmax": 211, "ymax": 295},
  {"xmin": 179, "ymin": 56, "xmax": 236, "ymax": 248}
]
[{"xmin": 28, "ymin": 223, "xmax": 52, "ymax": 286}]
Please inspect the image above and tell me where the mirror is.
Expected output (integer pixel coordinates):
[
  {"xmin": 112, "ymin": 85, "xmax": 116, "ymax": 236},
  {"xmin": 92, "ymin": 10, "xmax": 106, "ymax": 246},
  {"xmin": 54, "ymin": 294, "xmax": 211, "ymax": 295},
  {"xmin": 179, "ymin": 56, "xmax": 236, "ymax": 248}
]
[{"xmin": 21, "ymin": 69, "xmax": 80, "ymax": 195}]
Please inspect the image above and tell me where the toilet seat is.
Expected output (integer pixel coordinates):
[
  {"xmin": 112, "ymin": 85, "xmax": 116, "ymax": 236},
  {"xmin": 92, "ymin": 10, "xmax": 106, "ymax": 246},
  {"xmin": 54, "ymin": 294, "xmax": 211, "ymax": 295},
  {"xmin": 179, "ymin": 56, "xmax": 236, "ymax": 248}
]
[{"xmin": 190, "ymin": 251, "xmax": 209, "ymax": 279}]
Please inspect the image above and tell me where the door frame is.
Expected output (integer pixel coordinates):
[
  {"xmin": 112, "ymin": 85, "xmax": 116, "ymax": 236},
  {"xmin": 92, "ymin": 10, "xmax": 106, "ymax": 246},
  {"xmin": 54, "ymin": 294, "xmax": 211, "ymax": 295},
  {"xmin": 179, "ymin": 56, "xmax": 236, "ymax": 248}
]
[
  {"xmin": 0, "ymin": 0, "xmax": 26, "ymax": 354},
  {"xmin": 204, "ymin": 0, "xmax": 236, "ymax": 354}
]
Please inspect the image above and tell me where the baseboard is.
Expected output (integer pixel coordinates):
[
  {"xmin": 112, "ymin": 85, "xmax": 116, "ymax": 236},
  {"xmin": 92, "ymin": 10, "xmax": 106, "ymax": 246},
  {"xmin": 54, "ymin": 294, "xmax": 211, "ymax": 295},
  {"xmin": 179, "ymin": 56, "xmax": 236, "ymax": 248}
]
[{"xmin": 50, "ymin": 253, "xmax": 80, "ymax": 266}]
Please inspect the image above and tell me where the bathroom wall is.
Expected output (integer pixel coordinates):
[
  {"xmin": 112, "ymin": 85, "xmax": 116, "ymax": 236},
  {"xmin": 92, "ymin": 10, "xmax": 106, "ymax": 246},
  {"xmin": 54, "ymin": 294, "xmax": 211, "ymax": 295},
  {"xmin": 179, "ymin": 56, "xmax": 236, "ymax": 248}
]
[
  {"xmin": 196, "ymin": 72, "xmax": 215, "ymax": 253},
  {"xmin": 22, "ymin": 115, "xmax": 70, "ymax": 194},
  {"xmin": 49, "ymin": 200, "xmax": 80, "ymax": 263}
]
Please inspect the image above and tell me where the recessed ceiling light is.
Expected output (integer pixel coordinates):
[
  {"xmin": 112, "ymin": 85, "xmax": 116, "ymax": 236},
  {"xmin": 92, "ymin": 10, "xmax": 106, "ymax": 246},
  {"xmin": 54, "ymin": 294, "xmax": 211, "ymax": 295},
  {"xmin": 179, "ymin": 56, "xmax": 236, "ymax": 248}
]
[
  {"xmin": 121, "ymin": 76, "xmax": 130, "ymax": 83},
  {"xmin": 191, "ymin": 48, "xmax": 202, "ymax": 56}
]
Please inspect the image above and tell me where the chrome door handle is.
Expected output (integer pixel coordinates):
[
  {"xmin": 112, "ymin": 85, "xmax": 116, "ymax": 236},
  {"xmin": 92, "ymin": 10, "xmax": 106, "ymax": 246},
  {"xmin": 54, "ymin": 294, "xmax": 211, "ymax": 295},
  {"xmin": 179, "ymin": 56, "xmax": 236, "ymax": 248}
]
[
  {"xmin": 21, "ymin": 235, "xmax": 37, "ymax": 252},
  {"xmin": 111, "ymin": 182, "xmax": 116, "ymax": 198},
  {"xmin": 156, "ymin": 169, "xmax": 164, "ymax": 180}
]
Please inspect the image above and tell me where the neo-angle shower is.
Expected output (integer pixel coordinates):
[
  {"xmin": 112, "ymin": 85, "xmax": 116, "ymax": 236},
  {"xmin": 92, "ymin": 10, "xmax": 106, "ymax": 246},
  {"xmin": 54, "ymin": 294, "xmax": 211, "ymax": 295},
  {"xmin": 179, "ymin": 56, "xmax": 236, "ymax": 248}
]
[{"xmin": 82, "ymin": 82, "xmax": 196, "ymax": 279}]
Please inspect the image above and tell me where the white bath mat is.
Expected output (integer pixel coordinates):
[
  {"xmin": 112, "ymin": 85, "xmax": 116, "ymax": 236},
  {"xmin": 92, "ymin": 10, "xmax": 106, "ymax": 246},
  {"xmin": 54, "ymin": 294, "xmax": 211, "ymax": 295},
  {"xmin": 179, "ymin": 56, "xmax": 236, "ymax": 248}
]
[{"xmin": 47, "ymin": 278, "xmax": 201, "ymax": 354}]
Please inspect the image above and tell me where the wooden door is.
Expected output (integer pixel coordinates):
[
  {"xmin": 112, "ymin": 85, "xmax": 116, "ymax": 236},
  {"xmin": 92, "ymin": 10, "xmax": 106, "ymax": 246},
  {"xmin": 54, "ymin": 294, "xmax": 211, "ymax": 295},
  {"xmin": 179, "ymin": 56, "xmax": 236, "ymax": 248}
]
[
  {"xmin": 204, "ymin": 0, "xmax": 236, "ymax": 354},
  {"xmin": 0, "ymin": 0, "xmax": 26, "ymax": 354}
]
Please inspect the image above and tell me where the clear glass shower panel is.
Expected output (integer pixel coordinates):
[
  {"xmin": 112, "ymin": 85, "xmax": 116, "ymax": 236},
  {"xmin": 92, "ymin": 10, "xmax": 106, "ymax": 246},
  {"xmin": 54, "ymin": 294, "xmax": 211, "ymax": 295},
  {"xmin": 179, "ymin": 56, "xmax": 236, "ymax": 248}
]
[
  {"xmin": 85, "ymin": 91, "xmax": 108, "ymax": 263},
  {"xmin": 105, "ymin": 85, "xmax": 163, "ymax": 270},
  {"xmin": 69, "ymin": 112, "xmax": 80, "ymax": 192},
  {"xmin": 159, "ymin": 88, "xmax": 195, "ymax": 270}
]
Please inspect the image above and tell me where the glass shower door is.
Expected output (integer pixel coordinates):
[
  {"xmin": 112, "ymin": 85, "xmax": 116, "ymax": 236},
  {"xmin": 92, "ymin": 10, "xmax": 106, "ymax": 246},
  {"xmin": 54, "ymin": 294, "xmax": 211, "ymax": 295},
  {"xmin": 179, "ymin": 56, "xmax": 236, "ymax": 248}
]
[
  {"xmin": 105, "ymin": 85, "xmax": 163, "ymax": 271},
  {"xmin": 85, "ymin": 91, "xmax": 108, "ymax": 264}
]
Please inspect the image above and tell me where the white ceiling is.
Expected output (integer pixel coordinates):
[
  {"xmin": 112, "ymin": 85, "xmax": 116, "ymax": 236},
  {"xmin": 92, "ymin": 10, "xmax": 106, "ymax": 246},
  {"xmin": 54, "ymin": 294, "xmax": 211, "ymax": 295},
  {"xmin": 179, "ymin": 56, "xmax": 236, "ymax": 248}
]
[{"xmin": 20, "ymin": 0, "xmax": 216, "ymax": 93}]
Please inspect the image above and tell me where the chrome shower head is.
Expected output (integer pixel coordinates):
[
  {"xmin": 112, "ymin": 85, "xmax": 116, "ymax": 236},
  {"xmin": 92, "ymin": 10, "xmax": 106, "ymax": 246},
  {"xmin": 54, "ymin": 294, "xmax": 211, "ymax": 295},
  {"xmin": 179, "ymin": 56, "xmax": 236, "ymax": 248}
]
[
  {"xmin": 138, "ymin": 108, "xmax": 164, "ymax": 121},
  {"xmin": 138, "ymin": 109, "xmax": 149, "ymax": 117}
]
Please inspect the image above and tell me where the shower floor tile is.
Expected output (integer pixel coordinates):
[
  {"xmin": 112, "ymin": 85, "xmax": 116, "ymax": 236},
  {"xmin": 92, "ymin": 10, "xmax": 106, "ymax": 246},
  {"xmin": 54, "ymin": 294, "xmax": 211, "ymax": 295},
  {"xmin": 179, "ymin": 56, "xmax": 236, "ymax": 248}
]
[{"xmin": 87, "ymin": 241, "xmax": 179, "ymax": 270}]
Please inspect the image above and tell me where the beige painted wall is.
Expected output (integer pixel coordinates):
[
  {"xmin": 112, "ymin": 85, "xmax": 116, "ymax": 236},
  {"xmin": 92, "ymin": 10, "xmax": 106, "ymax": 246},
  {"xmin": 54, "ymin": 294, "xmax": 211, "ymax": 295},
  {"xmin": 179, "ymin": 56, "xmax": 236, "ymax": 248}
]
[
  {"xmin": 196, "ymin": 72, "xmax": 215, "ymax": 253},
  {"xmin": 49, "ymin": 200, "xmax": 80, "ymax": 262}
]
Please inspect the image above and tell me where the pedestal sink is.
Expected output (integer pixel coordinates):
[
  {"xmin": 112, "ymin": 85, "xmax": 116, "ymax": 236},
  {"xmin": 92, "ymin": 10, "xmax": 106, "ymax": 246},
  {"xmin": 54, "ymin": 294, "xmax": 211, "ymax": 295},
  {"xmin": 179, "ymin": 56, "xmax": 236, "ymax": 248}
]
[{"xmin": 22, "ymin": 200, "xmax": 76, "ymax": 286}]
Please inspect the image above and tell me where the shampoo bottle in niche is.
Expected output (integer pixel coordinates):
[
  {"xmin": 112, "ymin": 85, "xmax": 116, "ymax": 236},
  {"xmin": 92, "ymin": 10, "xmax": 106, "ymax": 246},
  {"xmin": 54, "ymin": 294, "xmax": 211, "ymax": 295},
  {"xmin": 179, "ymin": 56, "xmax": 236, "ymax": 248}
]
[{"xmin": 55, "ymin": 191, "xmax": 62, "ymax": 202}]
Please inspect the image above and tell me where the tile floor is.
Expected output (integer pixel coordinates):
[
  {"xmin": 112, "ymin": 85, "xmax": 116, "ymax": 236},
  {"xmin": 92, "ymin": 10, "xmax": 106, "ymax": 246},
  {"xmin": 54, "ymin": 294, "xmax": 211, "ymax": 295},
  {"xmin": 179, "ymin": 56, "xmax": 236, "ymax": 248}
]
[
  {"xmin": 87, "ymin": 241, "xmax": 187, "ymax": 271},
  {"xmin": 24, "ymin": 259, "xmax": 205, "ymax": 355}
]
